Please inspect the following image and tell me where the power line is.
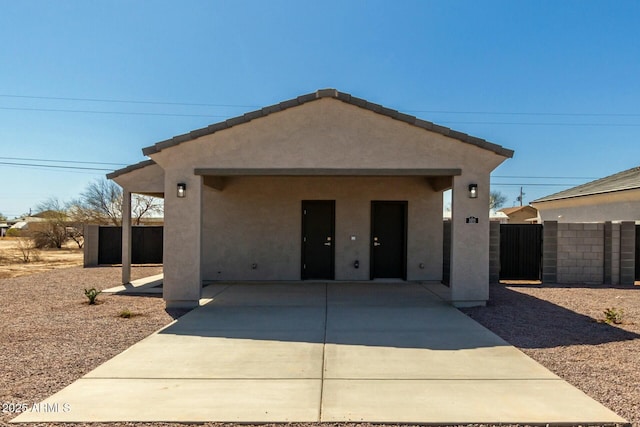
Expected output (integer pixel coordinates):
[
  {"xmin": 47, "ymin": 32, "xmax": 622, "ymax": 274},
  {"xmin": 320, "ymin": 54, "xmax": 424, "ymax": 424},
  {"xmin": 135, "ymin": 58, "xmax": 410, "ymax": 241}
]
[
  {"xmin": 438, "ymin": 121, "xmax": 640, "ymax": 127},
  {"xmin": 0, "ymin": 94, "xmax": 260, "ymax": 109},
  {"xmin": 2, "ymin": 93, "xmax": 639, "ymax": 118},
  {"xmin": 0, "ymin": 106, "xmax": 229, "ymax": 118},
  {"xmin": 491, "ymin": 183, "xmax": 580, "ymax": 187},
  {"xmin": 493, "ymin": 175, "xmax": 598, "ymax": 179},
  {"xmin": 407, "ymin": 109, "xmax": 640, "ymax": 118},
  {"xmin": 0, "ymin": 156, "xmax": 128, "ymax": 166},
  {"xmin": 2, "ymin": 104, "xmax": 639, "ymax": 126},
  {"xmin": 0, "ymin": 161, "xmax": 112, "ymax": 171}
]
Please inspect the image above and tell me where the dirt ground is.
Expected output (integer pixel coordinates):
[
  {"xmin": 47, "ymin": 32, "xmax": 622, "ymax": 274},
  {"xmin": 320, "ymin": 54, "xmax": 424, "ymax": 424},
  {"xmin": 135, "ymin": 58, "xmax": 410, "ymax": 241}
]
[
  {"xmin": 0, "ymin": 237, "xmax": 83, "ymax": 279},
  {"xmin": 0, "ymin": 259, "xmax": 637, "ymax": 427}
]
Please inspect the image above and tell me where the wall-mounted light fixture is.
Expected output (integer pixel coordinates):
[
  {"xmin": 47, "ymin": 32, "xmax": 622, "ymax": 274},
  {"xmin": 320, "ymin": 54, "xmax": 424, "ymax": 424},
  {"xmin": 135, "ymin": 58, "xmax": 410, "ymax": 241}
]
[
  {"xmin": 177, "ymin": 183, "xmax": 186, "ymax": 198},
  {"xmin": 468, "ymin": 183, "xmax": 478, "ymax": 199}
]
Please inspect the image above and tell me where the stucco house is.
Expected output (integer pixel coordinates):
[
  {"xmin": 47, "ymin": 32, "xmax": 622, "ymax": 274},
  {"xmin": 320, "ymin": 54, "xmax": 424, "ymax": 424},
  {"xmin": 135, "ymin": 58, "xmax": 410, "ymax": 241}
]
[
  {"xmin": 108, "ymin": 89, "xmax": 513, "ymax": 309},
  {"xmin": 498, "ymin": 205, "xmax": 538, "ymax": 224},
  {"xmin": 532, "ymin": 166, "xmax": 640, "ymax": 222}
]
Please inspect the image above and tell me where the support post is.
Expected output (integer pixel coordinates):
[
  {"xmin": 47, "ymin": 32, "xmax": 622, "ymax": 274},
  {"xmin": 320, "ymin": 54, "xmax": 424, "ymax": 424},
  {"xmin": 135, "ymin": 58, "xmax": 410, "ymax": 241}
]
[
  {"xmin": 163, "ymin": 174, "xmax": 202, "ymax": 308},
  {"xmin": 449, "ymin": 173, "xmax": 490, "ymax": 307},
  {"xmin": 122, "ymin": 190, "xmax": 132, "ymax": 284}
]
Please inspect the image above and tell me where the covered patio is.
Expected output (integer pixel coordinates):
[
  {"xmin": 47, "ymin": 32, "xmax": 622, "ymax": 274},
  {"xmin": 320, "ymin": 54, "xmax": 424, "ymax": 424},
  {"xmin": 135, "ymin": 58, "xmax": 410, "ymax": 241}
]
[{"xmin": 108, "ymin": 89, "xmax": 514, "ymax": 309}]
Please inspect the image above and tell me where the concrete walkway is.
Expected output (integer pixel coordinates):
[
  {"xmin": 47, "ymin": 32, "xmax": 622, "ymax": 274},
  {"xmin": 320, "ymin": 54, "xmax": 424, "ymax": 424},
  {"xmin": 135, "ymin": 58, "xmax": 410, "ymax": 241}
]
[{"xmin": 13, "ymin": 283, "xmax": 626, "ymax": 424}]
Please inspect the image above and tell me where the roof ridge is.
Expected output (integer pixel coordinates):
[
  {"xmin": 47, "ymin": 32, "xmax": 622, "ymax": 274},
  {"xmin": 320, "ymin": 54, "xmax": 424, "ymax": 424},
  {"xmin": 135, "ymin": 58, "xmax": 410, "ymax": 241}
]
[
  {"xmin": 532, "ymin": 165, "xmax": 640, "ymax": 203},
  {"xmin": 140, "ymin": 89, "xmax": 514, "ymax": 159}
]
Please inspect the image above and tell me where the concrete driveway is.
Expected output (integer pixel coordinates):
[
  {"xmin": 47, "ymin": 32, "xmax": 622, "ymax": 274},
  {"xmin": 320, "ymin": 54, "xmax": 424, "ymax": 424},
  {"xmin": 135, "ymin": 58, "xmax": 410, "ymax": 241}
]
[{"xmin": 13, "ymin": 282, "xmax": 625, "ymax": 424}]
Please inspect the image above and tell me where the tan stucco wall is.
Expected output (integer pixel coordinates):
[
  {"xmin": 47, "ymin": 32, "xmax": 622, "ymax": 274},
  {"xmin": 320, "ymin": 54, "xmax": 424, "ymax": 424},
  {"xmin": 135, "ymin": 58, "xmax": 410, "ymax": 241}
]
[
  {"xmin": 533, "ymin": 189, "xmax": 640, "ymax": 222},
  {"xmin": 147, "ymin": 97, "xmax": 509, "ymax": 307},
  {"xmin": 505, "ymin": 207, "xmax": 538, "ymax": 224},
  {"xmin": 112, "ymin": 163, "xmax": 165, "ymax": 196},
  {"xmin": 151, "ymin": 98, "xmax": 506, "ymax": 171},
  {"xmin": 201, "ymin": 176, "xmax": 443, "ymax": 281}
]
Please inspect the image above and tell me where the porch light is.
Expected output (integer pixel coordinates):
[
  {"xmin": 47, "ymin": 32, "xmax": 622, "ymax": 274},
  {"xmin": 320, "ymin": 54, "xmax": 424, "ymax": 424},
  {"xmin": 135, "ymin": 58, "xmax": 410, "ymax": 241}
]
[
  {"xmin": 468, "ymin": 184, "xmax": 478, "ymax": 198},
  {"xmin": 177, "ymin": 183, "xmax": 186, "ymax": 198}
]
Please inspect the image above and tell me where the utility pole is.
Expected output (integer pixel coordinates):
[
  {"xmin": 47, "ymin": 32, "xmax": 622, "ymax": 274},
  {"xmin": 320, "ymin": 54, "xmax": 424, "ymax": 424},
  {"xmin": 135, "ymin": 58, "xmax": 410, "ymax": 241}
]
[{"xmin": 516, "ymin": 187, "xmax": 525, "ymax": 207}]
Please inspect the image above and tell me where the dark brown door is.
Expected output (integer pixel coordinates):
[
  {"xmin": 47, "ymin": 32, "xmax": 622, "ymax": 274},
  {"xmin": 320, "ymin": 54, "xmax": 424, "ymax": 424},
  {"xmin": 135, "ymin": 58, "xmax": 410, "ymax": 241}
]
[
  {"xmin": 301, "ymin": 201, "xmax": 335, "ymax": 280},
  {"xmin": 371, "ymin": 201, "xmax": 407, "ymax": 279}
]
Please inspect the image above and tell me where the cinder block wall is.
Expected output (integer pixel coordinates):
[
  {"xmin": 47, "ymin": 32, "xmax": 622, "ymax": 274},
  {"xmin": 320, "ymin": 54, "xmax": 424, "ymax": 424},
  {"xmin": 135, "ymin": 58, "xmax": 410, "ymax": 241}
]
[
  {"xmin": 556, "ymin": 223, "xmax": 604, "ymax": 284},
  {"xmin": 620, "ymin": 221, "xmax": 636, "ymax": 285}
]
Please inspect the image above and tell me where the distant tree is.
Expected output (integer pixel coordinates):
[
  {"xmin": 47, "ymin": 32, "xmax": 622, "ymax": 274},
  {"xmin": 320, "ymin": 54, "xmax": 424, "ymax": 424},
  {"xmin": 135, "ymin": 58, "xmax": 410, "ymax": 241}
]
[
  {"xmin": 490, "ymin": 191, "xmax": 507, "ymax": 210},
  {"xmin": 70, "ymin": 178, "xmax": 163, "ymax": 226},
  {"xmin": 32, "ymin": 198, "xmax": 70, "ymax": 249},
  {"xmin": 0, "ymin": 212, "xmax": 6, "ymax": 221}
]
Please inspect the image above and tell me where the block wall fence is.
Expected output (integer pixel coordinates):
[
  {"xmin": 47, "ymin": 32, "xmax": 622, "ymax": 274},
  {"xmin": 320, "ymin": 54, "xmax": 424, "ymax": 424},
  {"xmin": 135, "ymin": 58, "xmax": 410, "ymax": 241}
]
[{"xmin": 490, "ymin": 220, "xmax": 636, "ymax": 285}]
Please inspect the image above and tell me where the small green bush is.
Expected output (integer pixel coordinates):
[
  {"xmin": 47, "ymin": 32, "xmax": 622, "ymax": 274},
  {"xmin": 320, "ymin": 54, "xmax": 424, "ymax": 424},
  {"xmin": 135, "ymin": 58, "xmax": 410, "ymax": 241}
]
[
  {"xmin": 603, "ymin": 307, "xmax": 624, "ymax": 324},
  {"xmin": 6, "ymin": 228, "xmax": 21, "ymax": 237},
  {"xmin": 119, "ymin": 309, "xmax": 132, "ymax": 318},
  {"xmin": 84, "ymin": 288, "xmax": 101, "ymax": 305}
]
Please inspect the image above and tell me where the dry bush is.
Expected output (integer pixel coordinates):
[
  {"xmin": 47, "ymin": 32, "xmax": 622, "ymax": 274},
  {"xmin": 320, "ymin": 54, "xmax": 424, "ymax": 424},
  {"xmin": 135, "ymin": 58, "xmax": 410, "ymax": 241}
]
[{"xmin": 15, "ymin": 236, "xmax": 41, "ymax": 263}]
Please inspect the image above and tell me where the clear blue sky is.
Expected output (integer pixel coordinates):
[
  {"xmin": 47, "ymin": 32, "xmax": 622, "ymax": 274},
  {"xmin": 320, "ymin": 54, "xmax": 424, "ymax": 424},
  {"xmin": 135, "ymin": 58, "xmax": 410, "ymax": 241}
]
[{"xmin": 2, "ymin": 0, "xmax": 639, "ymax": 218}]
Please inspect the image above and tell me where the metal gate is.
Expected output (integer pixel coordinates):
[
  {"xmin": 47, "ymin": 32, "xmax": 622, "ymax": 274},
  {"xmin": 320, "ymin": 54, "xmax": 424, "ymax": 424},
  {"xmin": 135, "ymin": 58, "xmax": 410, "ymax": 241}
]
[
  {"xmin": 636, "ymin": 225, "xmax": 640, "ymax": 281},
  {"xmin": 500, "ymin": 224, "xmax": 542, "ymax": 280},
  {"xmin": 98, "ymin": 226, "xmax": 163, "ymax": 265}
]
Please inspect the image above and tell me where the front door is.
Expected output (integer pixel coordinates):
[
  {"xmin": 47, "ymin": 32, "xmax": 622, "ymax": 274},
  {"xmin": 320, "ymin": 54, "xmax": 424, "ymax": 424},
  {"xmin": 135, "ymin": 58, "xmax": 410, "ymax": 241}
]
[
  {"xmin": 371, "ymin": 201, "xmax": 407, "ymax": 279},
  {"xmin": 301, "ymin": 200, "xmax": 335, "ymax": 280}
]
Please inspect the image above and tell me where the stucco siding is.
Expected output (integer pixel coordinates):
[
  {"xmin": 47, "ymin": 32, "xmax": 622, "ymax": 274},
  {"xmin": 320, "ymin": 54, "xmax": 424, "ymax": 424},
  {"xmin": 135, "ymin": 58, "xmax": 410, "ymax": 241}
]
[
  {"xmin": 201, "ymin": 176, "xmax": 443, "ymax": 281},
  {"xmin": 533, "ymin": 189, "xmax": 640, "ymax": 223},
  {"xmin": 152, "ymin": 99, "xmax": 506, "ymax": 173},
  {"xmin": 111, "ymin": 162, "xmax": 164, "ymax": 196}
]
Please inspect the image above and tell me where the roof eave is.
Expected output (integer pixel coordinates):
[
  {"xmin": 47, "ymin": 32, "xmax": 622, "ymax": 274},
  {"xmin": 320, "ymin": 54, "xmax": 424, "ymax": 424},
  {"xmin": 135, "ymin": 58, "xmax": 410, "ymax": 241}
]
[
  {"xmin": 141, "ymin": 89, "xmax": 514, "ymax": 159},
  {"xmin": 107, "ymin": 159, "xmax": 156, "ymax": 180}
]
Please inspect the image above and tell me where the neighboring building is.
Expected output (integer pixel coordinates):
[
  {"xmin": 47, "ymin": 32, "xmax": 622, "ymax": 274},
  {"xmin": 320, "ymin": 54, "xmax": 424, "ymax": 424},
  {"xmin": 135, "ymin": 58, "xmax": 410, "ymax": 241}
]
[
  {"xmin": 498, "ymin": 205, "xmax": 538, "ymax": 224},
  {"xmin": 532, "ymin": 166, "xmax": 640, "ymax": 222},
  {"xmin": 7, "ymin": 216, "xmax": 47, "ymax": 234},
  {"xmin": 108, "ymin": 89, "xmax": 513, "ymax": 309}
]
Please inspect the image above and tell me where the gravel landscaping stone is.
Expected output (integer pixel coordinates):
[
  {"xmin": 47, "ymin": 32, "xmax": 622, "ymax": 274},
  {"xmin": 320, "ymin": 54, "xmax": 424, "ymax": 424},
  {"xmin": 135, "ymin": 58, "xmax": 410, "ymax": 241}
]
[{"xmin": 1, "ymin": 268, "xmax": 636, "ymax": 427}]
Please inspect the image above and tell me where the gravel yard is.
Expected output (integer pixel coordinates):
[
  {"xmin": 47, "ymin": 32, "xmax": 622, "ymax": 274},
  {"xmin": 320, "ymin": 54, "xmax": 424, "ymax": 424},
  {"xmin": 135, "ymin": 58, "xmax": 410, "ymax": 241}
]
[
  {"xmin": 462, "ymin": 284, "xmax": 640, "ymax": 426},
  {"xmin": 1, "ymin": 268, "xmax": 637, "ymax": 427}
]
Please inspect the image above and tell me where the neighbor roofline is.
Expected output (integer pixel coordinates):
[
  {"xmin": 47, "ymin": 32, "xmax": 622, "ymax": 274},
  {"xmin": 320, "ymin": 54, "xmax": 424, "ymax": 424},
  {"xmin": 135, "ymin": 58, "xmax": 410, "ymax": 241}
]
[
  {"xmin": 107, "ymin": 159, "xmax": 156, "ymax": 180},
  {"xmin": 141, "ymin": 89, "xmax": 515, "ymax": 158},
  {"xmin": 532, "ymin": 187, "xmax": 640, "ymax": 204}
]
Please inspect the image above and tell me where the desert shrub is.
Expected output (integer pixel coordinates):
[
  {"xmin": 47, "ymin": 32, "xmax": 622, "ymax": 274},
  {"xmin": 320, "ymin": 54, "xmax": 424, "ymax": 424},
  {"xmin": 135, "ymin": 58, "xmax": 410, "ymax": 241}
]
[
  {"xmin": 119, "ymin": 309, "xmax": 133, "ymax": 318},
  {"xmin": 84, "ymin": 288, "xmax": 101, "ymax": 305},
  {"xmin": 6, "ymin": 228, "xmax": 21, "ymax": 237},
  {"xmin": 32, "ymin": 223, "xmax": 68, "ymax": 249},
  {"xmin": 16, "ymin": 237, "xmax": 41, "ymax": 263},
  {"xmin": 603, "ymin": 307, "xmax": 625, "ymax": 324}
]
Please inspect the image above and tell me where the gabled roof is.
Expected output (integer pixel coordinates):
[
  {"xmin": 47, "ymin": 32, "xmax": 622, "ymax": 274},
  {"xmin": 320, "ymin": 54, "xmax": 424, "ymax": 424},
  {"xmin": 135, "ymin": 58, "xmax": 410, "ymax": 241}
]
[
  {"xmin": 533, "ymin": 166, "xmax": 640, "ymax": 203},
  {"xmin": 107, "ymin": 159, "xmax": 156, "ymax": 180},
  {"xmin": 499, "ymin": 205, "xmax": 537, "ymax": 215},
  {"xmin": 141, "ymin": 89, "xmax": 514, "ymax": 158}
]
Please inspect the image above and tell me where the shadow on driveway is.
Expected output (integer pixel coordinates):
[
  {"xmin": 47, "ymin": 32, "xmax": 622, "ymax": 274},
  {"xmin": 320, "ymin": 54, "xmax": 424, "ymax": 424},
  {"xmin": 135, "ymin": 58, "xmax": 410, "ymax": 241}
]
[{"xmin": 158, "ymin": 282, "xmax": 531, "ymax": 351}]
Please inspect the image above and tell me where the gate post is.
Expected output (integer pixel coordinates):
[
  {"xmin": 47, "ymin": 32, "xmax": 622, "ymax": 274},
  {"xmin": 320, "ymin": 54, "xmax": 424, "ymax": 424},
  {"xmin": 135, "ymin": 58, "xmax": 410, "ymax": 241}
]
[
  {"xmin": 83, "ymin": 224, "xmax": 99, "ymax": 267},
  {"xmin": 121, "ymin": 191, "xmax": 132, "ymax": 284},
  {"xmin": 619, "ymin": 221, "xmax": 635, "ymax": 285},
  {"xmin": 542, "ymin": 221, "xmax": 557, "ymax": 284},
  {"xmin": 489, "ymin": 221, "xmax": 500, "ymax": 283}
]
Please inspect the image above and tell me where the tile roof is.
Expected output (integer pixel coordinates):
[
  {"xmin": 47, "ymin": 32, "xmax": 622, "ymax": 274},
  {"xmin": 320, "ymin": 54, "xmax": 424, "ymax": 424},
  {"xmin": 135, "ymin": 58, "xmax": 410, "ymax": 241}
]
[
  {"xmin": 107, "ymin": 159, "xmax": 156, "ymax": 180},
  {"xmin": 141, "ymin": 89, "xmax": 514, "ymax": 158},
  {"xmin": 499, "ymin": 205, "xmax": 537, "ymax": 215},
  {"xmin": 533, "ymin": 166, "xmax": 640, "ymax": 203}
]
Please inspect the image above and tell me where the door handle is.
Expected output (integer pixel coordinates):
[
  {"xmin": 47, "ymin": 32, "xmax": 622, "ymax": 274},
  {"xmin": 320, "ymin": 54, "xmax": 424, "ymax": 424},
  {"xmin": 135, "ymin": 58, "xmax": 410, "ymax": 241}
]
[
  {"xmin": 374, "ymin": 242, "xmax": 381, "ymax": 247},
  {"xmin": 324, "ymin": 242, "xmax": 332, "ymax": 246}
]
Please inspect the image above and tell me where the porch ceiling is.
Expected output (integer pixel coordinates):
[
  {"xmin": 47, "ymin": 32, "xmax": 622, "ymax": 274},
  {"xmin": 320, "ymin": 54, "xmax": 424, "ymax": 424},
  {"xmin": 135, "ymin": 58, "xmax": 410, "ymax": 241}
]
[{"xmin": 195, "ymin": 168, "xmax": 460, "ymax": 192}]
